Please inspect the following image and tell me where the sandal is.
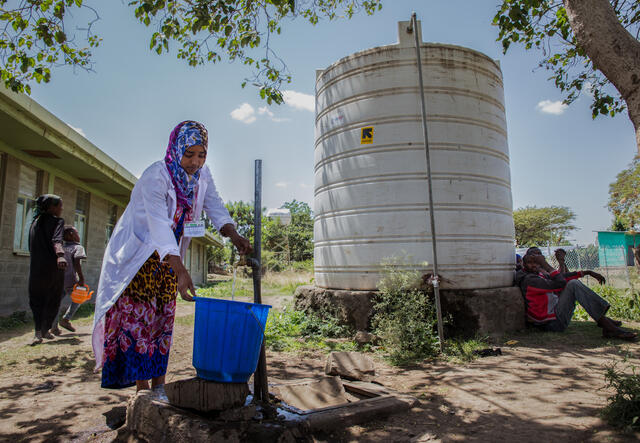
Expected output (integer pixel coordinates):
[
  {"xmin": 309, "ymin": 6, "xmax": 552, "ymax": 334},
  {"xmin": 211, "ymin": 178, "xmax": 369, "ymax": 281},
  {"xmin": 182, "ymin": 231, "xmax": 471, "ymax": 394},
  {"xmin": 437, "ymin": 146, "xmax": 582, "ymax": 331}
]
[
  {"xmin": 603, "ymin": 328, "xmax": 637, "ymax": 342},
  {"xmin": 31, "ymin": 333, "xmax": 43, "ymax": 346}
]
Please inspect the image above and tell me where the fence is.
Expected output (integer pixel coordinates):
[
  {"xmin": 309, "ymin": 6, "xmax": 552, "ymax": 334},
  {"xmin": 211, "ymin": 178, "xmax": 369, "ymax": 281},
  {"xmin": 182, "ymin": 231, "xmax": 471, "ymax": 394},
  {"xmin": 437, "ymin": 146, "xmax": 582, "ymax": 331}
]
[{"xmin": 523, "ymin": 245, "xmax": 640, "ymax": 291}]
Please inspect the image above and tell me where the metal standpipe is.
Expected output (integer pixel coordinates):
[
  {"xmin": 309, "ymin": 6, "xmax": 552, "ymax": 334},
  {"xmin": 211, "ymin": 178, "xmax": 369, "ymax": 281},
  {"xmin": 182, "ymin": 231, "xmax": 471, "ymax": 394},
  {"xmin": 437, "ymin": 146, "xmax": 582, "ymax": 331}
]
[
  {"xmin": 250, "ymin": 159, "xmax": 269, "ymax": 403},
  {"xmin": 409, "ymin": 12, "xmax": 445, "ymax": 353}
]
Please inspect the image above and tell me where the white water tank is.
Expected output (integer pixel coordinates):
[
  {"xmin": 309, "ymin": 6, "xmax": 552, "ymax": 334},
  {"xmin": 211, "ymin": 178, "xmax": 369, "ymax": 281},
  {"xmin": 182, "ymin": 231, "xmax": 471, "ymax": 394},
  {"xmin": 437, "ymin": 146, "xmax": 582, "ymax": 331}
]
[
  {"xmin": 265, "ymin": 208, "xmax": 292, "ymax": 225},
  {"xmin": 314, "ymin": 21, "xmax": 515, "ymax": 290}
]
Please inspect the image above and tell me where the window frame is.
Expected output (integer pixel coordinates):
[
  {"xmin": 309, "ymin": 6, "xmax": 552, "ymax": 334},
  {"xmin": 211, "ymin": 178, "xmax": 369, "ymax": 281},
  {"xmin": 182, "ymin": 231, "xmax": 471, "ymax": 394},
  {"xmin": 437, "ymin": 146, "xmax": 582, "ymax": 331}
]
[
  {"xmin": 105, "ymin": 204, "xmax": 118, "ymax": 246},
  {"xmin": 74, "ymin": 190, "xmax": 90, "ymax": 247},
  {"xmin": 13, "ymin": 194, "xmax": 36, "ymax": 253},
  {"xmin": 13, "ymin": 163, "xmax": 39, "ymax": 254},
  {"xmin": 184, "ymin": 244, "xmax": 192, "ymax": 271}
]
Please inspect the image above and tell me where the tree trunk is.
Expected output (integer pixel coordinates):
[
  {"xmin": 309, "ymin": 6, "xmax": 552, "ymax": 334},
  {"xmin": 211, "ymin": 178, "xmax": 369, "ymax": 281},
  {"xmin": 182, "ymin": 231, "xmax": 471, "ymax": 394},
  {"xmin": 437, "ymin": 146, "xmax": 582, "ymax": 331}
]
[{"xmin": 564, "ymin": 0, "xmax": 640, "ymax": 154}]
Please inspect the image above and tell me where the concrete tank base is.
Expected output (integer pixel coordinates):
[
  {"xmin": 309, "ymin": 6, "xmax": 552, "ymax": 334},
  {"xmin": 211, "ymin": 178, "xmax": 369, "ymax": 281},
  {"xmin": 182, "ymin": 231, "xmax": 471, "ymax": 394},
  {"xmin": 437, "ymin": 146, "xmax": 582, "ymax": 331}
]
[
  {"xmin": 294, "ymin": 285, "xmax": 525, "ymax": 337},
  {"xmin": 440, "ymin": 287, "xmax": 525, "ymax": 338},
  {"xmin": 294, "ymin": 285, "xmax": 376, "ymax": 332}
]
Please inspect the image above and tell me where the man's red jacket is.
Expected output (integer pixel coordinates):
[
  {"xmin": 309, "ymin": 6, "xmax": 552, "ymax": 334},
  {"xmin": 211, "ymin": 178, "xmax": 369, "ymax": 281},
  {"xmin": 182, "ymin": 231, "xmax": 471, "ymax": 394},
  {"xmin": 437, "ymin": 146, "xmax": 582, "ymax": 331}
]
[{"xmin": 514, "ymin": 269, "xmax": 582, "ymax": 324}]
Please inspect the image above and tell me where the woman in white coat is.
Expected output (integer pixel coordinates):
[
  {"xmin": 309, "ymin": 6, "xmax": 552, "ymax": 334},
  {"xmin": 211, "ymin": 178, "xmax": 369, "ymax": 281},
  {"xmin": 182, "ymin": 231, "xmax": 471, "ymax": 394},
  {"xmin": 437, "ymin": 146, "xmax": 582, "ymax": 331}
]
[{"xmin": 92, "ymin": 121, "xmax": 250, "ymax": 392}]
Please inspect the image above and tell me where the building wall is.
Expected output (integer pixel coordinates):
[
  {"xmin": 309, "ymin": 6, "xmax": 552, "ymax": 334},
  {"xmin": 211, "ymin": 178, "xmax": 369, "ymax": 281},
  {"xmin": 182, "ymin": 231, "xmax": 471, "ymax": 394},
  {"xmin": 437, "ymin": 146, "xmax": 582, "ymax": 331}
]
[
  {"xmin": 0, "ymin": 154, "xmax": 120, "ymax": 316},
  {"xmin": 185, "ymin": 240, "xmax": 208, "ymax": 286},
  {"xmin": 597, "ymin": 232, "xmax": 640, "ymax": 267},
  {"xmin": 0, "ymin": 152, "xmax": 212, "ymax": 316},
  {"xmin": 0, "ymin": 155, "xmax": 32, "ymax": 315}
]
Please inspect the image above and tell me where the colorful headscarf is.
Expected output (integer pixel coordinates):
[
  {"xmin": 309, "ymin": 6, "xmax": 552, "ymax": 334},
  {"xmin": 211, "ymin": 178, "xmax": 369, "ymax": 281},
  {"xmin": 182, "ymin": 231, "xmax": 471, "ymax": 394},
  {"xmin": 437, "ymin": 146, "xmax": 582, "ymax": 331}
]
[{"xmin": 164, "ymin": 120, "xmax": 208, "ymax": 213}]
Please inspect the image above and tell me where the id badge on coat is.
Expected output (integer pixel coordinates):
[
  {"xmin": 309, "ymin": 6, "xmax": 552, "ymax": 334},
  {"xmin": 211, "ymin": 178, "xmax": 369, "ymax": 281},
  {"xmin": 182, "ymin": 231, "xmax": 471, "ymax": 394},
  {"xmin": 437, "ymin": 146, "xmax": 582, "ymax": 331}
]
[{"xmin": 184, "ymin": 221, "xmax": 206, "ymax": 237}]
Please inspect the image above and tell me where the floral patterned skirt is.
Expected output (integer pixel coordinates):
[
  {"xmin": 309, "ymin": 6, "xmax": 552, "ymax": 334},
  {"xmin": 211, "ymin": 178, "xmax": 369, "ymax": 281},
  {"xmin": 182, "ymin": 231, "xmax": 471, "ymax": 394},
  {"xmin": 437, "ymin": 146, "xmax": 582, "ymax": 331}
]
[{"xmin": 101, "ymin": 251, "xmax": 178, "ymax": 389}]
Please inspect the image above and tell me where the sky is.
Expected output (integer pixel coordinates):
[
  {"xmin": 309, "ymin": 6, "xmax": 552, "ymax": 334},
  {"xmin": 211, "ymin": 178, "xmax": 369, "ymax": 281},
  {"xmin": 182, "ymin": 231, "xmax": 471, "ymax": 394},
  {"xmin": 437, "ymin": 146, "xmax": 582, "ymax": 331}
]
[{"xmin": 27, "ymin": 0, "xmax": 637, "ymax": 246}]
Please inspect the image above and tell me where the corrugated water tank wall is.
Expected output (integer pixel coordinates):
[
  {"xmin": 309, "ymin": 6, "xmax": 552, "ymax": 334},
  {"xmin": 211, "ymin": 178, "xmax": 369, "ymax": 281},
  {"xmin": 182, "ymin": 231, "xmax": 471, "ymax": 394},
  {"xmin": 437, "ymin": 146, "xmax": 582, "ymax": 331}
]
[{"xmin": 313, "ymin": 21, "xmax": 515, "ymax": 290}]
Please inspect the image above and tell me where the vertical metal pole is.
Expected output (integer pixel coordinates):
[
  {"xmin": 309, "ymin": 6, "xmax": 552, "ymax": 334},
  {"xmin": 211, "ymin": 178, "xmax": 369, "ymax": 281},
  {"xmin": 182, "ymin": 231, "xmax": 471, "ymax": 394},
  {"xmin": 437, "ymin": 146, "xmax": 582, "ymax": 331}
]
[
  {"xmin": 252, "ymin": 159, "xmax": 269, "ymax": 403},
  {"xmin": 253, "ymin": 159, "xmax": 263, "ymax": 305},
  {"xmin": 410, "ymin": 12, "xmax": 445, "ymax": 353},
  {"xmin": 576, "ymin": 245, "xmax": 582, "ymax": 271},
  {"xmin": 623, "ymin": 246, "xmax": 632, "ymax": 289}
]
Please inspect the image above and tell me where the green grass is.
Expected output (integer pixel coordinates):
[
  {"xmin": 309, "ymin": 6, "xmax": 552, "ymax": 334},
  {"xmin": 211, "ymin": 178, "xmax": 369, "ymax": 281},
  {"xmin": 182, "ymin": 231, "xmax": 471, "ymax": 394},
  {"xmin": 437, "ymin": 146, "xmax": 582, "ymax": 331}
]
[
  {"xmin": 0, "ymin": 302, "xmax": 96, "ymax": 335},
  {"xmin": 196, "ymin": 279, "xmax": 253, "ymax": 299},
  {"xmin": 0, "ymin": 306, "xmax": 95, "ymax": 374},
  {"xmin": 196, "ymin": 270, "xmax": 312, "ymax": 300},
  {"xmin": 444, "ymin": 336, "xmax": 492, "ymax": 363},
  {"xmin": 174, "ymin": 314, "xmax": 195, "ymax": 327},
  {"xmin": 264, "ymin": 305, "xmax": 356, "ymax": 352},
  {"xmin": 174, "ymin": 303, "xmax": 357, "ymax": 353},
  {"xmin": 0, "ymin": 311, "xmax": 30, "ymax": 331},
  {"xmin": 573, "ymin": 284, "xmax": 640, "ymax": 322}
]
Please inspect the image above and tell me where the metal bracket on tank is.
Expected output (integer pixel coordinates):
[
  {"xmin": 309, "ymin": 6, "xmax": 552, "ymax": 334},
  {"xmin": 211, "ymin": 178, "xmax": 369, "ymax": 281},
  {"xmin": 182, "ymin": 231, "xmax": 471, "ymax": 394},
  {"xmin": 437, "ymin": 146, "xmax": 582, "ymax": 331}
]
[{"xmin": 399, "ymin": 17, "xmax": 421, "ymax": 47}]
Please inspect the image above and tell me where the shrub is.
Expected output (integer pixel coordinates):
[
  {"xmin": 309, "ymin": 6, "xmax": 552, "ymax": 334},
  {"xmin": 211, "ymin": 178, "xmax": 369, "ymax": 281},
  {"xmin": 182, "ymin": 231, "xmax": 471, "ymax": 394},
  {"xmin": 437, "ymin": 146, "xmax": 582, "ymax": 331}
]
[
  {"xmin": 372, "ymin": 263, "xmax": 440, "ymax": 365},
  {"xmin": 574, "ymin": 285, "xmax": 640, "ymax": 322},
  {"xmin": 290, "ymin": 259, "xmax": 314, "ymax": 273},
  {"xmin": 0, "ymin": 311, "xmax": 29, "ymax": 331},
  {"xmin": 602, "ymin": 362, "xmax": 640, "ymax": 430}
]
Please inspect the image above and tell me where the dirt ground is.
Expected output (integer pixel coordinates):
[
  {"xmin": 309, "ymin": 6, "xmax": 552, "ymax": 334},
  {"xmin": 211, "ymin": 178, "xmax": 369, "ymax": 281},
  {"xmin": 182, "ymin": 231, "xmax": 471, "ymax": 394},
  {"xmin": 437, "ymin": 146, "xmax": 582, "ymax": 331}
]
[{"xmin": 1, "ymin": 298, "xmax": 639, "ymax": 443}]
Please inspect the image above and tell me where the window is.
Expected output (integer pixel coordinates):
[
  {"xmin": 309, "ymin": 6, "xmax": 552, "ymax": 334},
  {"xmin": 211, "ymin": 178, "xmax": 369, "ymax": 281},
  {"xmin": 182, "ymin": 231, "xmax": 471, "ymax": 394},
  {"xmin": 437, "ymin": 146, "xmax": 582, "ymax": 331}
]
[
  {"xmin": 13, "ymin": 164, "xmax": 38, "ymax": 252},
  {"xmin": 105, "ymin": 204, "xmax": 118, "ymax": 246},
  {"xmin": 74, "ymin": 190, "xmax": 90, "ymax": 246}
]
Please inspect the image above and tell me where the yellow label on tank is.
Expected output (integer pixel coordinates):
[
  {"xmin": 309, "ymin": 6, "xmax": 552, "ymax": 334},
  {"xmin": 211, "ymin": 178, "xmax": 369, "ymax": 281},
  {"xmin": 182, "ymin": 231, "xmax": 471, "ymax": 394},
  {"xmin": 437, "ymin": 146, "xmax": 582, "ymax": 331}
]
[{"xmin": 361, "ymin": 126, "xmax": 374, "ymax": 144}]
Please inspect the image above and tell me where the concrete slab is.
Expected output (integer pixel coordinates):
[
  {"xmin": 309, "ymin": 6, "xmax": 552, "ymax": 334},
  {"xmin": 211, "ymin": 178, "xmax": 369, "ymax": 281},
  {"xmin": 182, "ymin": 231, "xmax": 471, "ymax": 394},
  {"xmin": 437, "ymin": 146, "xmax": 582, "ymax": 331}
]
[
  {"xmin": 120, "ymin": 378, "xmax": 418, "ymax": 442},
  {"xmin": 325, "ymin": 351, "xmax": 375, "ymax": 381},
  {"xmin": 271, "ymin": 376, "xmax": 348, "ymax": 411}
]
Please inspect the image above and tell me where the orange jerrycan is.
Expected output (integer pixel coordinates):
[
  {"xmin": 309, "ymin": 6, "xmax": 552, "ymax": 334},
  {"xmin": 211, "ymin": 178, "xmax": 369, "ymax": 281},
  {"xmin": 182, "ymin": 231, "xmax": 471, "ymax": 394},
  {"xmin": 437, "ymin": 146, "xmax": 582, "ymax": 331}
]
[{"xmin": 70, "ymin": 284, "xmax": 94, "ymax": 304}]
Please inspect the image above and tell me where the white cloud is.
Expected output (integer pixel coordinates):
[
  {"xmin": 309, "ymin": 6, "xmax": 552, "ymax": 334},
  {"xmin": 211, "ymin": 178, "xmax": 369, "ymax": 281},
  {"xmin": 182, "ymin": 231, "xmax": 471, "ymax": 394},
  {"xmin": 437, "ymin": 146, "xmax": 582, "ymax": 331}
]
[
  {"xmin": 536, "ymin": 100, "xmax": 568, "ymax": 115},
  {"xmin": 275, "ymin": 182, "xmax": 289, "ymax": 188},
  {"xmin": 282, "ymin": 90, "xmax": 315, "ymax": 112},
  {"xmin": 258, "ymin": 106, "xmax": 291, "ymax": 123},
  {"xmin": 258, "ymin": 106, "xmax": 274, "ymax": 118},
  {"xmin": 230, "ymin": 103, "xmax": 256, "ymax": 124},
  {"xmin": 67, "ymin": 124, "xmax": 86, "ymax": 137},
  {"xmin": 299, "ymin": 183, "xmax": 311, "ymax": 189}
]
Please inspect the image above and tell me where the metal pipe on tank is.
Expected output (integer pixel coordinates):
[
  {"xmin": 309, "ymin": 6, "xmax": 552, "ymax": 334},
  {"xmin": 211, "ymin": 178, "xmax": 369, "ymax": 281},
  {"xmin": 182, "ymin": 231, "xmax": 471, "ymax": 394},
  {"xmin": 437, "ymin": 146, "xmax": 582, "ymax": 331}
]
[
  {"xmin": 409, "ymin": 12, "xmax": 445, "ymax": 352},
  {"xmin": 251, "ymin": 159, "xmax": 269, "ymax": 403}
]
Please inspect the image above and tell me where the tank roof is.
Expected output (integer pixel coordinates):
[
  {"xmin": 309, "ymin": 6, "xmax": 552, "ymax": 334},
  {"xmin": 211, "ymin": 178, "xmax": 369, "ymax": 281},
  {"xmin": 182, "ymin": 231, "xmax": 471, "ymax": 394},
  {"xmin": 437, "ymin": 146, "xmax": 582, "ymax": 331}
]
[{"xmin": 317, "ymin": 20, "xmax": 501, "ymax": 81}]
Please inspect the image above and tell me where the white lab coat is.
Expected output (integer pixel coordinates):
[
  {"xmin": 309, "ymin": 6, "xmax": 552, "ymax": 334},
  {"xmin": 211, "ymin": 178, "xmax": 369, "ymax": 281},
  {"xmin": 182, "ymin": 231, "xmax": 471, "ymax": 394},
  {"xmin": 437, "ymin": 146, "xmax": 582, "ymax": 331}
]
[{"xmin": 91, "ymin": 161, "xmax": 234, "ymax": 368}]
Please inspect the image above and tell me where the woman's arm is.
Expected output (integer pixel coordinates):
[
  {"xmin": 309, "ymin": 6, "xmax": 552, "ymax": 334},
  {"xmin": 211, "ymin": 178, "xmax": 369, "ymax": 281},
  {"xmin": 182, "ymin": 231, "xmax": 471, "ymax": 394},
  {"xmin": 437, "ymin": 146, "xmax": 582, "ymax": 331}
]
[
  {"xmin": 139, "ymin": 167, "xmax": 181, "ymax": 260},
  {"xmin": 53, "ymin": 218, "xmax": 66, "ymax": 269},
  {"xmin": 220, "ymin": 224, "xmax": 252, "ymax": 255},
  {"xmin": 165, "ymin": 255, "xmax": 195, "ymax": 301}
]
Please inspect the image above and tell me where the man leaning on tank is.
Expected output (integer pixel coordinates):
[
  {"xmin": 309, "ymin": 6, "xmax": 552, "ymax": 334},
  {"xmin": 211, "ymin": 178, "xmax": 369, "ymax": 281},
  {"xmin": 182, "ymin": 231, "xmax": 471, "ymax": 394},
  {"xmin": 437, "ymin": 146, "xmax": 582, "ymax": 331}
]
[{"xmin": 514, "ymin": 251, "xmax": 636, "ymax": 341}]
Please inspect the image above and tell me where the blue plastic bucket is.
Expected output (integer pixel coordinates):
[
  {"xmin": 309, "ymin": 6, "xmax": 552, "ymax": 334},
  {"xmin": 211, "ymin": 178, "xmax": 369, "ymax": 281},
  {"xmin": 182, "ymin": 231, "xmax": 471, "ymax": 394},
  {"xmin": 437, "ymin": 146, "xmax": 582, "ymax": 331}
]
[{"xmin": 192, "ymin": 297, "xmax": 271, "ymax": 383}]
